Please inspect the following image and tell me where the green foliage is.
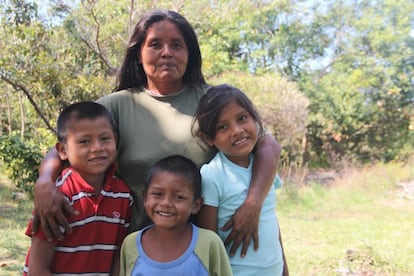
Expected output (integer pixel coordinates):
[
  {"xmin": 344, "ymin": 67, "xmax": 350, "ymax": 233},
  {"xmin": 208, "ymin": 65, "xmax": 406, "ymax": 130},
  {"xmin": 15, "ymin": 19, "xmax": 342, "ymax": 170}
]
[
  {"xmin": 0, "ymin": 134, "xmax": 43, "ymax": 197},
  {"xmin": 1, "ymin": 0, "xmax": 413, "ymax": 169},
  {"xmin": 301, "ymin": 0, "xmax": 414, "ymax": 166}
]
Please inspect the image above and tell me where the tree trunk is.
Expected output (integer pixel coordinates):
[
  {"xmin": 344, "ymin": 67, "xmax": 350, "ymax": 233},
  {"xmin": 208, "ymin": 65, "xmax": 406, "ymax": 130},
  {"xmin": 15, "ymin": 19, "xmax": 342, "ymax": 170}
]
[
  {"xmin": 6, "ymin": 90, "xmax": 12, "ymax": 134},
  {"xmin": 19, "ymin": 93, "xmax": 25, "ymax": 138}
]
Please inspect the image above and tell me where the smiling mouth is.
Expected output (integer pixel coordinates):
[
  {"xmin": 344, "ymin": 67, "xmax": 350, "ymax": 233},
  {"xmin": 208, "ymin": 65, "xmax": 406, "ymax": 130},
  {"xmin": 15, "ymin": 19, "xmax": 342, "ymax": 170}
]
[
  {"xmin": 156, "ymin": 211, "xmax": 174, "ymax": 217},
  {"xmin": 234, "ymin": 137, "xmax": 249, "ymax": 146},
  {"xmin": 89, "ymin": 157, "xmax": 107, "ymax": 162}
]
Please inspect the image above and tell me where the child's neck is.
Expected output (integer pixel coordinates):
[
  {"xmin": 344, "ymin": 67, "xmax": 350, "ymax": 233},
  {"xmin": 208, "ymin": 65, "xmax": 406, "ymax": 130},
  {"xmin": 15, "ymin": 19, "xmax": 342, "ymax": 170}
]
[
  {"xmin": 79, "ymin": 173, "xmax": 105, "ymax": 195},
  {"xmin": 224, "ymin": 152, "xmax": 251, "ymax": 168},
  {"xmin": 142, "ymin": 223, "xmax": 193, "ymax": 262}
]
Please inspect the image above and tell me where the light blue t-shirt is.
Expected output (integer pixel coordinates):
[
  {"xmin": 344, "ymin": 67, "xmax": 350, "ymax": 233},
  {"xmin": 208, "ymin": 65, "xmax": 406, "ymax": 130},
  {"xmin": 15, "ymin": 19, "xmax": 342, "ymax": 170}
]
[
  {"xmin": 201, "ymin": 152, "xmax": 284, "ymax": 276},
  {"xmin": 132, "ymin": 224, "xmax": 208, "ymax": 275},
  {"xmin": 120, "ymin": 223, "xmax": 233, "ymax": 275}
]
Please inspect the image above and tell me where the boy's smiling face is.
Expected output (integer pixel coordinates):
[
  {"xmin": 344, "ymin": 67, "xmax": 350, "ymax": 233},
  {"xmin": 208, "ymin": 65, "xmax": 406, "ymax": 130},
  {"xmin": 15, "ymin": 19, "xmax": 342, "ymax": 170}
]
[
  {"xmin": 143, "ymin": 171, "xmax": 201, "ymax": 230},
  {"xmin": 56, "ymin": 117, "xmax": 117, "ymax": 185}
]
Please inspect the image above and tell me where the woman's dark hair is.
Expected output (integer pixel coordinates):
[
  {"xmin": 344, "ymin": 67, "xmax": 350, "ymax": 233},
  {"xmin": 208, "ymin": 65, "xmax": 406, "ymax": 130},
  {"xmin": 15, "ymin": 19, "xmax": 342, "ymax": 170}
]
[
  {"xmin": 145, "ymin": 155, "xmax": 202, "ymax": 199},
  {"xmin": 115, "ymin": 9, "xmax": 205, "ymax": 92},
  {"xmin": 193, "ymin": 84, "xmax": 265, "ymax": 141}
]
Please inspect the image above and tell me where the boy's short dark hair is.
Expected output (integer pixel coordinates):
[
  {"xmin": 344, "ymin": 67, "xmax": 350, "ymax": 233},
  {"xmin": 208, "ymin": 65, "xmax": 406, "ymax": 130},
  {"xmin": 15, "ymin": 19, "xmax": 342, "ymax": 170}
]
[
  {"xmin": 57, "ymin": 101, "xmax": 117, "ymax": 143},
  {"xmin": 145, "ymin": 155, "xmax": 202, "ymax": 199}
]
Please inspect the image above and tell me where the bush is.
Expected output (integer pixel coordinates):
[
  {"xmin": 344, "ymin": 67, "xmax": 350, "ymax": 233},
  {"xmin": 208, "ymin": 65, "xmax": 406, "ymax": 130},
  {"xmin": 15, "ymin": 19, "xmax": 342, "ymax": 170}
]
[{"xmin": 0, "ymin": 134, "xmax": 43, "ymax": 198}]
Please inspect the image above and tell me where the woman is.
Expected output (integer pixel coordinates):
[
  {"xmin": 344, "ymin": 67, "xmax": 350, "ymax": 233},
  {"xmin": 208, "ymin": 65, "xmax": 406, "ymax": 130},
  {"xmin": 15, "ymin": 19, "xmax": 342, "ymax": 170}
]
[{"xmin": 33, "ymin": 9, "xmax": 280, "ymax": 258}]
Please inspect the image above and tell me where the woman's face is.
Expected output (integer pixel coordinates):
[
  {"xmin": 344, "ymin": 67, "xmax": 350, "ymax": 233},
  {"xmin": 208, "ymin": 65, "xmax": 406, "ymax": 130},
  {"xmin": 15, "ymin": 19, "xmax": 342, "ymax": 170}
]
[{"xmin": 140, "ymin": 20, "xmax": 189, "ymax": 94}]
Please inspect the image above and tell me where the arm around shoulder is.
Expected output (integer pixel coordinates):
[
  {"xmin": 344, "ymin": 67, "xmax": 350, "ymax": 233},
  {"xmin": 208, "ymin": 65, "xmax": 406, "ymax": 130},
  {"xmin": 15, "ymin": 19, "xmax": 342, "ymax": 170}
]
[
  {"xmin": 221, "ymin": 134, "xmax": 281, "ymax": 257},
  {"xmin": 33, "ymin": 147, "xmax": 76, "ymax": 241}
]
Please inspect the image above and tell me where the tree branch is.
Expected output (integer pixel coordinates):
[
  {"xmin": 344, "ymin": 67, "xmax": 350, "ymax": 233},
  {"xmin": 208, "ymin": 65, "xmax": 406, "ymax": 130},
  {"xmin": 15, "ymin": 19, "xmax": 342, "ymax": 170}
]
[
  {"xmin": 0, "ymin": 71, "xmax": 56, "ymax": 134},
  {"xmin": 82, "ymin": 0, "xmax": 117, "ymax": 75}
]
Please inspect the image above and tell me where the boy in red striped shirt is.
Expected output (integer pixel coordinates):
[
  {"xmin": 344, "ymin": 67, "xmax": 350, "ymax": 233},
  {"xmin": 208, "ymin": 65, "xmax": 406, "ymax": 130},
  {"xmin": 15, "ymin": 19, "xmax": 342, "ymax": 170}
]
[{"xmin": 23, "ymin": 101, "xmax": 133, "ymax": 276}]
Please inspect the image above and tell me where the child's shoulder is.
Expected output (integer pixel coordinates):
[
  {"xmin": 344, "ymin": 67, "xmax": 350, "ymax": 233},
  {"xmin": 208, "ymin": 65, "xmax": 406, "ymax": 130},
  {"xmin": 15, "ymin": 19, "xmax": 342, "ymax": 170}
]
[
  {"xmin": 106, "ymin": 174, "xmax": 131, "ymax": 192},
  {"xmin": 200, "ymin": 152, "xmax": 222, "ymax": 171},
  {"xmin": 120, "ymin": 231, "xmax": 140, "ymax": 259},
  {"xmin": 56, "ymin": 167, "xmax": 80, "ymax": 192},
  {"xmin": 196, "ymin": 227, "xmax": 223, "ymax": 244},
  {"xmin": 194, "ymin": 227, "xmax": 228, "ymax": 264},
  {"xmin": 123, "ymin": 231, "xmax": 139, "ymax": 243},
  {"xmin": 105, "ymin": 166, "xmax": 131, "ymax": 192}
]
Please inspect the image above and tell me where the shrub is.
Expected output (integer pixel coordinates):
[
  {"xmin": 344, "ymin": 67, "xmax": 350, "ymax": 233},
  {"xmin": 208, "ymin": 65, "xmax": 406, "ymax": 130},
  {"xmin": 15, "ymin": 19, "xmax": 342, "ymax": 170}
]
[{"xmin": 0, "ymin": 134, "xmax": 42, "ymax": 198}]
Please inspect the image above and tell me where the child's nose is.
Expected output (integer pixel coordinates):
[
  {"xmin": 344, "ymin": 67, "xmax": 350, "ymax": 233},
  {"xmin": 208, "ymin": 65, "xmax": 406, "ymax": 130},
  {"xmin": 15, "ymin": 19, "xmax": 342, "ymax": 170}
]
[
  {"xmin": 231, "ymin": 123, "xmax": 243, "ymax": 135},
  {"xmin": 160, "ymin": 195, "xmax": 173, "ymax": 205},
  {"xmin": 91, "ymin": 140, "xmax": 104, "ymax": 151}
]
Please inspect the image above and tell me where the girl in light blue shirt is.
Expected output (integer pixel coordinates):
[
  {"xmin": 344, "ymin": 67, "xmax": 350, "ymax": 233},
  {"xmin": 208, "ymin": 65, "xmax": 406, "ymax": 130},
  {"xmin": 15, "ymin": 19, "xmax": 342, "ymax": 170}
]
[{"xmin": 194, "ymin": 84, "xmax": 288, "ymax": 276}]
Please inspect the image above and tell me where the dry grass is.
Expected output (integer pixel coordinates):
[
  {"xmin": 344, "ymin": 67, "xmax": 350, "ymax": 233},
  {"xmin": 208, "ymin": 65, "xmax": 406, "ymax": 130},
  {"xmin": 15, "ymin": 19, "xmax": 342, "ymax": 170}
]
[{"xmin": 277, "ymin": 160, "xmax": 414, "ymax": 275}]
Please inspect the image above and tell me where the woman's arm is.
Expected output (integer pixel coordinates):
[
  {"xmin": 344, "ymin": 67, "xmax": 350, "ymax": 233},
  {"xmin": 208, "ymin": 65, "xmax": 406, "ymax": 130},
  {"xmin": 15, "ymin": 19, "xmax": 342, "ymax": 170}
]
[
  {"xmin": 27, "ymin": 236, "xmax": 55, "ymax": 276},
  {"xmin": 221, "ymin": 134, "xmax": 280, "ymax": 257},
  {"xmin": 32, "ymin": 147, "xmax": 76, "ymax": 241}
]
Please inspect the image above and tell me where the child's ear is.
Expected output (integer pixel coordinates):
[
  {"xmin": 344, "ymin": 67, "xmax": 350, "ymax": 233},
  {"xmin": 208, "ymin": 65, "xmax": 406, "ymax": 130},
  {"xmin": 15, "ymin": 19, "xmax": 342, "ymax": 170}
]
[
  {"xmin": 113, "ymin": 132, "xmax": 118, "ymax": 143},
  {"xmin": 191, "ymin": 198, "xmax": 203, "ymax": 215},
  {"xmin": 55, "ymin": 142, "xmax": 68, "ymax": 160}
]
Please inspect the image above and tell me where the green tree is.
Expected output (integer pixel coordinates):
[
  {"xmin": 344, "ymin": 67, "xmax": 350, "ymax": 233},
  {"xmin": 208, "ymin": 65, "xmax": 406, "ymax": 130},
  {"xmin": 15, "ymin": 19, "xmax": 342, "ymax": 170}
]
[
  {"xmin": 1, "ymin": 0, "xmax": 413, "ymax": 171},
  {"xmin": 303, "ymin": 0, "xmax": 414, "ymax": 164}
]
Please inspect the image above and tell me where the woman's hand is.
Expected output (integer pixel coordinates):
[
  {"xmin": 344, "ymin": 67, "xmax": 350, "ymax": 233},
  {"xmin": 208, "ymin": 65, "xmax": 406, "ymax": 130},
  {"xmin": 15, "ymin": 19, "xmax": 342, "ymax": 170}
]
[
  {"xmin": 32, "ymin": 177, "xmax": 76, "ymax": 241},
  {"xmin": 31, "ymin": 148, "xmax": 77, "ymax": 241},
  {"xmin": 220, "ymin": 199, "xmax": 261, "ymax": 257},
  {"xmin": 222, "ymin": 134, "xmax": 281, "ymax": 257}
]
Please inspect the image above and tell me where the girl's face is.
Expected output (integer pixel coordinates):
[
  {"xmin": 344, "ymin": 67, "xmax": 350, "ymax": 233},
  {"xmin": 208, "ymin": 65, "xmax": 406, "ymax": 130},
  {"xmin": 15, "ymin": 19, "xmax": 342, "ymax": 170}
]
[
  {"xmin": 140, "ymin": 20, "xmax": 189, "ymax": 94},
  {"xmin": 143, "ymin": 171, "xmax": 201, "ymax": 230},
  {"xmin": 205, "ymin": 101, "xmax": 259, "ymax": 167}
]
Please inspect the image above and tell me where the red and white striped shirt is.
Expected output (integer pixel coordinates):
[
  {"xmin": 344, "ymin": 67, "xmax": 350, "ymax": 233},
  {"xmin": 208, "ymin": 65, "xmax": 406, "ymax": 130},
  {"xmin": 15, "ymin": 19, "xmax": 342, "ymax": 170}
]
[{"xmin": 23, "ymin": 165, "xmax": 133, "ymax": 275}]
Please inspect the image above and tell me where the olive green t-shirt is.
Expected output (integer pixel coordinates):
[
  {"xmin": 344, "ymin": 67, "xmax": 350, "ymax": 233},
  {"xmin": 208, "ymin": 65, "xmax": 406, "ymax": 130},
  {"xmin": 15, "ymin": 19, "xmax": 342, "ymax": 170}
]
[{"xmin": 97, "ymin": 86, "xmax": 214, "ymax": 231}]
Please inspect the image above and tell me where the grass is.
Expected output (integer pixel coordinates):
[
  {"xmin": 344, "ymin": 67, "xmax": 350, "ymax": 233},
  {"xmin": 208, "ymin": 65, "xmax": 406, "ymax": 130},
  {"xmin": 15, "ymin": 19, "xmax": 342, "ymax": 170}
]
[
  {"xmin": 0, "ymin": 175, "xmax": 32, "ymax": 276},
  {"xmin": 1, "ymin": 161, "xmax": 414, "ymax": 275},
  {"xmin": 278, "ymin": 161, "xmax": 414, "ymax": 275}
]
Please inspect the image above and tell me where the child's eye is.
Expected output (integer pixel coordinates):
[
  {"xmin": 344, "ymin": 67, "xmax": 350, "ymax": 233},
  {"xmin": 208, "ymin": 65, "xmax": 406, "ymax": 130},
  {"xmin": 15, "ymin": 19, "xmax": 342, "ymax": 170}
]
[
  {"xmin": 78, "ymin": 139, "xmax": 89, "ymax": 144},
  {"xmin": 175, "ymin": 195, "xmax": 186, "ymax": 200},
  {"xmin": 216, "ymin": 124, "xmax": 227, "ymax": 131},
  {"xmin": 101, "ymin": 136, "xmax": 112, "ymax": 142},
  {"xmin": 239, "ymin": 114, "xmax": 249, "ymax": 121},
  {"xmin": 150, "ymin": 192, "xmax": 162, "ymax": 197}
]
